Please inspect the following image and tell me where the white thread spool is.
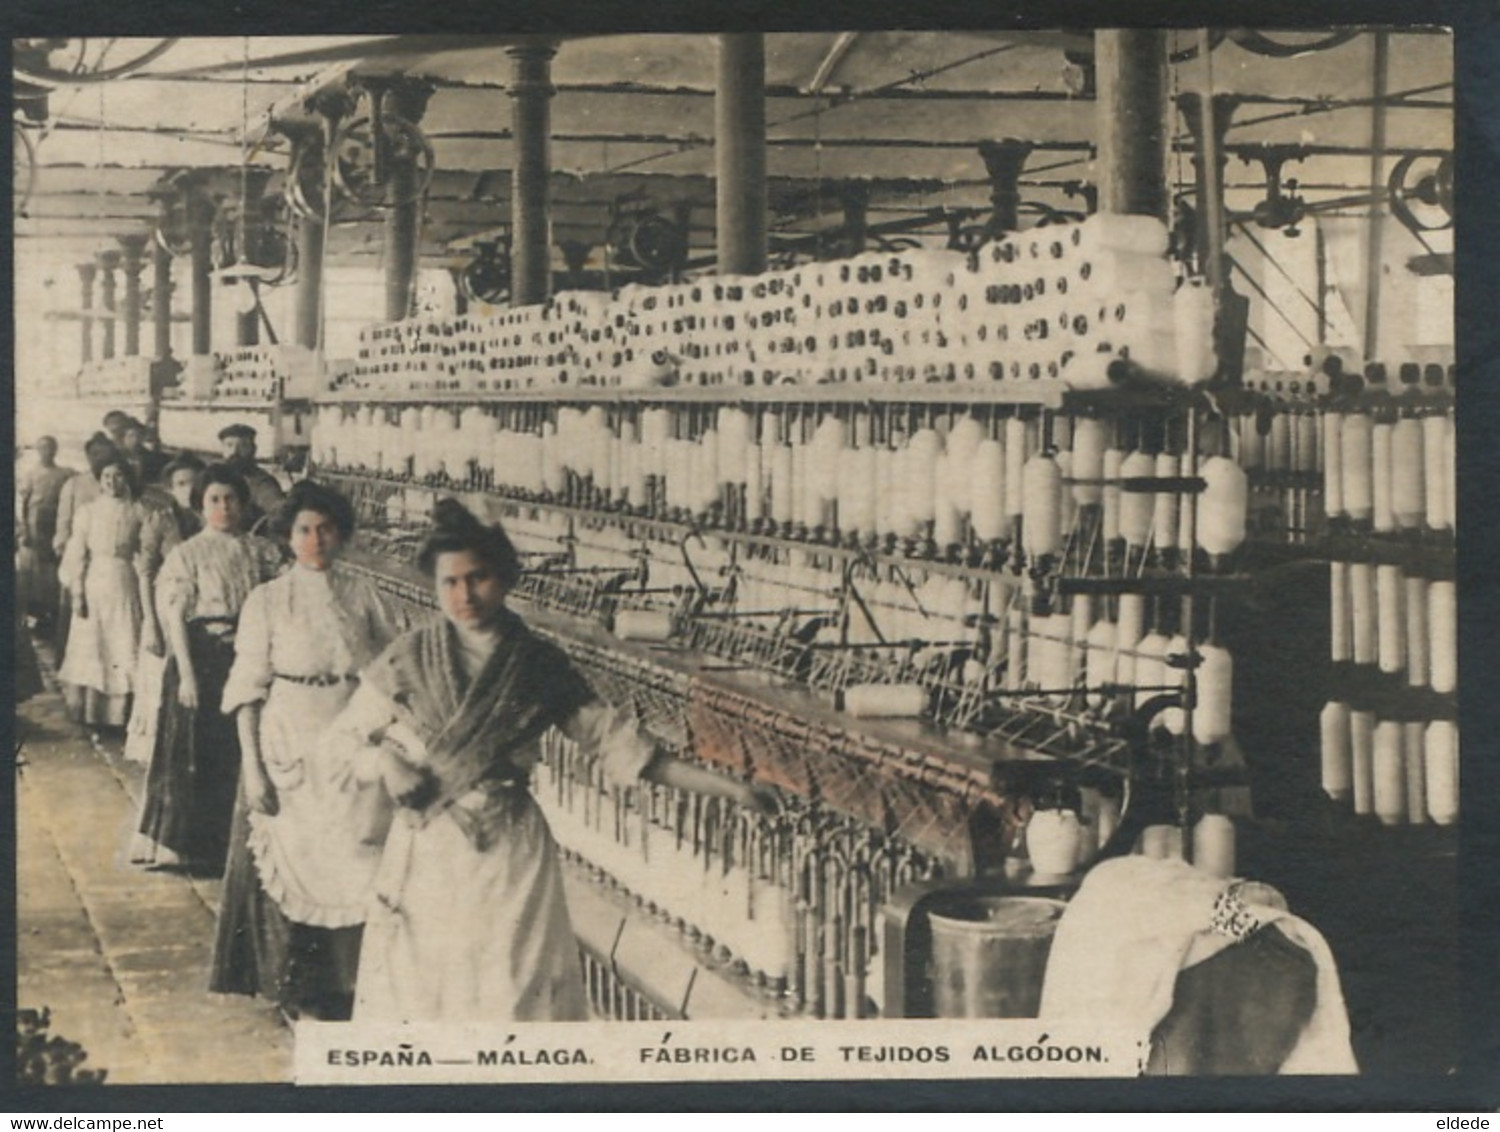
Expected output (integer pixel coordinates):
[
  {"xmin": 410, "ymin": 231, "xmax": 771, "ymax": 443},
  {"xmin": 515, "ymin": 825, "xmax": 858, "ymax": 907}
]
[
  {"xmin": 1071, "ymin": 418, "xmax": 1108, "ymax": 505},
  {"xmin": 743, "ymin": 437, "xmax": 765, "ymax": 523},
  {"xmin": 1404, "ymin": 720, "xmax": 1428, "ymax": 825},
  {"xmin": 1422, "ymin": 414, "xmax": 1450, "ymax": 531},
  {"xmin": 1373, "ymin": 720, "xmax": 1406, "ymax": 826},
  {"xmin": 767, "ymin": 443, "xmax": 794, "ymax": 526},
  {"xmin": 1326, "ymin": 410, "xmax": 1350, "ymax": 518},
  {"xmin": 1391, "ymin": 416, "xmax": 1425, "ymax": 529},
  {"xmin": 1101, "ymin": 447, "xmax": 1124, "ymax": 543},
  {"xmin": 1320, "ymin": 700, "xmax": 1353, "ymax": 802},
  {"xmin": 1406, "ymin": 574, "xmax": 1430, "ymax": 687},
  {"xmin": 1152, "ymin": 452, "xmax": 1180, "ymax": 552},
  {"xmin": 1193, "ymin": 814, "xmax": 1236, "ymax": 879},
  {"xmin": 1442, "ymin": 413, "xmax": 1455, "ymax": 531},
  {"xmin": 932, "ymin": 451, "xmax": 963, "ymax": 548},
  {"xmin": 1056, "ymin": 450, "xmax": 1078, "ymax": 539},
  {"xmin": 1133, "ymin": 630, "xmax": 1171, "ymax": 716},
  {"xmin": 1003, "ymin": 416, "xmax": 1028, "ymax": 520},
  {"xmin": 1349, "ymin": 562, "xmax": 1377, "ymax": 666},
  {"xmin": 1174, "ymin": 278, "xmax": 1216, "ymax": 383},
  {"xmin": 1085, "ymin": 614, "xmax": 1118, "ymax": 708},
  {"xmin": 841, "ymin": 444, "xmax": 877, "ymax": 537},
  {"xmin": 1193, "ymin": 643, "xmax": 1234, "ymax": 746},
  {"xmin": 1429, "ymin": 580, "xmax": 1457, "ymax": 695},
  {"xmin": 1022, "ymin": 451, "xmax": 1064, "ymax": 562},
  {"xmin": 1424, "ymin": 720, "xmax": 1459, "ymax": 826},
  {"xmin": 1119, "ymin": 450, "xmax": 1155, "ymax": 550},
  {"xmin": 1295, "ymin": 411, "xmax": 1320, "ymax": 476},
  {"xmin": 1114, "ymin": 593, "xmax": 1145, "ymax": 689},
  {"xmin": 1341, "ymin": 413, "xmax": 1374, "ymax": 523},
  {"xmin": 1004, "ymin": 606, "xmax": 1027, "ymax": 691},
  {"xmin": 1376, "ymin": 564, "xmax": 1406, "ymax": 675},
  {"xmin": 1330, "ymin": 561, "xmax": 1352, "ymax": 663},
  {"xmin": 1350, "ymin": 708, "xmax": 1376, "ymax": 816},
  {"xmin": 906, "ymin": 428, "xmax": 941, "ymax": 533},
  {"xmin": 971, "ymin": 438, "xmax": 1008, "ymax": 542},
  {"xmin": 1371, "ymin": 421, "xmax": 1395, "ymax": 533},
  {"xmin": 1197, "ymin": 456, "xmax": 1249, "ymax": 558},
  {"xmin": 1140, "ymin": 824, "xmax": 1183, "ymax": 861},
  {"xmin": 1267, "ymin": 410, "xmax": 1291, "ymax": 474}
]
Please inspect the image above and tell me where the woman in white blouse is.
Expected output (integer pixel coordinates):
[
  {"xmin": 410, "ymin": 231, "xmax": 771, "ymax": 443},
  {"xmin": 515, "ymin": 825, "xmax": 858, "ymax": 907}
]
[
  {"xmin": 133, "ymin": 465, "xmax": 283, "ymax": 875},
  {"xmin": 210, "ymin": 481, "xmax": 394, "ymax": 1019},
  {"xmin": 57, "ymin": 455, "xmax": 149, "ymax": 730}
]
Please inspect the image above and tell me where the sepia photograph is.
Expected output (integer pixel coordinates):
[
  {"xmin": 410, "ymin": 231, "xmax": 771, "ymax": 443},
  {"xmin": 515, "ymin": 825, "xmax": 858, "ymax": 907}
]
[{"xmin": 7, "ymin": 18, "xmax": 1492, "ymax": 1109}]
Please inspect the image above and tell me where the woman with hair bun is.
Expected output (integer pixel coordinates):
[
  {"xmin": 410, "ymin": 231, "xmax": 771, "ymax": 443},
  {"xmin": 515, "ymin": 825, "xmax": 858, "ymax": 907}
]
[
  {"xmin": 124, "ymin": 452, "xmax": 206, "ymax": 767},
  {"xmin": 327, "ymin": 497, "xmax": 768, "ymax": 1022},
  {"xmin": 209, "ymin": 480, "xmax": 394, "ymax": 1019},
  {"xmin": 57, "ymin": 453, "xmax": 149, "ymax": 729},
  {"xmin": 133, "ymin": 464, "xmax": 283, "ymax": 875}
]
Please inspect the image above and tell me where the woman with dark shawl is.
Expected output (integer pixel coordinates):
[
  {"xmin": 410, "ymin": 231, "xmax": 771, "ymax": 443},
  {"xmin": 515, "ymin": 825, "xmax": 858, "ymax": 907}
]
[{"xmin": 326, "ymin": 498, "xmax": 766, "ymax": 1022}]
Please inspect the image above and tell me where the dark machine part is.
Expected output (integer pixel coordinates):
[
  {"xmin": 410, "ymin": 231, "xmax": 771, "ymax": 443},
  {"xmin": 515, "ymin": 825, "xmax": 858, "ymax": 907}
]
[
  {"xmin": 1240, "ymin": 145, "xmax": 1310, "ymax": 235},
  {"xmin": 461, "ymin": 237, "xmax": 512, "ymax": 306},
  {"xmin": 606, "ymin": 201, "xmax": 692, "ymax": 276},
  {"xmin": 1387, "ymin": 152, "xmax": 1454, "ymax": 236}
]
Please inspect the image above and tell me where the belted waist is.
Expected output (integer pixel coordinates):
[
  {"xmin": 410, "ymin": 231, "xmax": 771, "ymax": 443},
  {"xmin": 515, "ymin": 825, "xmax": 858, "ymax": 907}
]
[
  {"xmin": 189, "ymin": 616, "xmax": 238, "ymax": 639},
  {"xmin": 273, "ymin": 671, "xmax": 359, "ymax": 687}
]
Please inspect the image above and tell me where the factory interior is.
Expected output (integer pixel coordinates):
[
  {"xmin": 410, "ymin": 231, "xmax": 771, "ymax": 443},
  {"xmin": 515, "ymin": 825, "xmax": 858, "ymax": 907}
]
[{"xmin": 10, "ymin": 29, "xmax": 1469, "ymax": 1088}]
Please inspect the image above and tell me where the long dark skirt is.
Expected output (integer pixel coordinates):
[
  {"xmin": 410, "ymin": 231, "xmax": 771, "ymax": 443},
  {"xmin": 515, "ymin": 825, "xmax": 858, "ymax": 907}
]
[
  {"xmin": 134, "ymin": 626, "xmax": 240, "ymax": 875},
  {"xmin": 210, "ymin": 796, "xmax": 363, "ymax": 1019}
]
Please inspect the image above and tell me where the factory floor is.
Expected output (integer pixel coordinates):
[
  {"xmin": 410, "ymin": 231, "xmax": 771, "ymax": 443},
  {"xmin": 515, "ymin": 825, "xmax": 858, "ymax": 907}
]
[
  {"xmin": 12, "ymin": 634, "xmax": 1464, "ymax": 1086},
  {"xmin": 15, "ymin": 676, "xmax": 293, "ymax": 1085}
]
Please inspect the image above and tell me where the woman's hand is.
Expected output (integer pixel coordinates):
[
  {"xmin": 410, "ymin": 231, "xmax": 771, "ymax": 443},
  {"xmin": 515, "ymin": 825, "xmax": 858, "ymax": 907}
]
[
  {"xmin": 379, "ymin": 745, "xmax": 438, "ymax": 809},
  {"xmin": 177, "ymin": 669, "xmax": 199, "ymax": 710},
  {"xmin": 142, "ymin": 620, "xmax": 165, "ymax": 658},
  {"xmin": 243, "ymin": 762, "xmax": 279, "ymax": 816}
]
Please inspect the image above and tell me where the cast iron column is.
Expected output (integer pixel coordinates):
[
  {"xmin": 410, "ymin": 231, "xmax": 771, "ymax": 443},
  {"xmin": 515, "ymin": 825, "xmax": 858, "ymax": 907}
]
[
  {"xmin": 381, "ymin": 81, "xmax": 435, "ymax": 323},
  {"xmin": 77, "ymin": 262, "xmax": 97, "ymax": 366},
  {"xmin": 1094, "ymin": 30, "xmax": 1168, "ymax": 219},
  {"xmin": 507, "ymin": 42, "xmax": 557, "ymax": 307},
  {"xmin": 119, "ymin": 235, "xmax": 147, "ymax": 357},
  {"xmin": 97, "ymin": 250, "xmax": 120, "ymax": 360},
  {"xmin": 715, "ymin": 33, "xmax": 768, "ymax": 275},
  {"xmin": 188, "ymin": 189, "xmax": 215, "ymax": 357},
  {"xmin": 152, "ymin": 238, "xmax": 173, "ymax": 361}
]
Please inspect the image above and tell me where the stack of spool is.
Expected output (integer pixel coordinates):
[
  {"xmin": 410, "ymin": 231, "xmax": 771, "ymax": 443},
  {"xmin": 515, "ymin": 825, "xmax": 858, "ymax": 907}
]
[
  {"xmin": 341, "ymin": 212, "xmax": 1215, "ymax": 397},
  {"xmin": 1319, "ymin": 393, "xmax": 1458, "ymax": 827}
]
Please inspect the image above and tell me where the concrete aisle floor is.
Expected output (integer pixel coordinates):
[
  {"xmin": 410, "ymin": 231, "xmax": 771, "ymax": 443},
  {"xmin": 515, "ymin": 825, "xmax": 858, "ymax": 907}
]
[{"xmin": 16, "ymin": 683, "xmax": 293, "ymax": 1085}]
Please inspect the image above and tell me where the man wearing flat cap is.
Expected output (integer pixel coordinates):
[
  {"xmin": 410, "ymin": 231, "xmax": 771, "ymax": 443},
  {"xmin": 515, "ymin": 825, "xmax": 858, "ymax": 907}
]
[{"xmin": 218, "ymin": 423, "xmax": 285, "ymax": 531}]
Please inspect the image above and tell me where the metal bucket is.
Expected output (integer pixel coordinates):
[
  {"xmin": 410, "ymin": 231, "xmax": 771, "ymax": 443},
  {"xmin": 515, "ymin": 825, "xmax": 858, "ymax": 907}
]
[{"xmin": 927, "ymin": 895, "xmax": 1066, "ymax": 1018}]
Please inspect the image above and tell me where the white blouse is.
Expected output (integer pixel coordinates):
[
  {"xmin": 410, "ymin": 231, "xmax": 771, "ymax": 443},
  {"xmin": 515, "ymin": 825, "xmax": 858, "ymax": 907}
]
[
  {"xmin": 154, "ymin": 528, "xmax": 284, "ymax": 623},
  {"xmin": 221, "ymin": 562, "xmax": 394, "ymax": 716}
]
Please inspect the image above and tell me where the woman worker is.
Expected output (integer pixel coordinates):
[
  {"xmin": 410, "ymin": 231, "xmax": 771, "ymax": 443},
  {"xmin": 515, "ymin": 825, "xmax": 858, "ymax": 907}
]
[
  {"xmin": 56, "ymin": 455, "xmax": 150, "ymax": 730},
  {"xmin": 124, "ymin": 453, "xmax": 206, "ymax": 767},
  {"xmin": 327, "ymin": 498, "xmax": 768, "ymax": 1022},
  {"xmin": 133, "ymin": 465, "xmax": 283, "ymax": 875},
  {"xmin": 210, "ymin": 481, "xmax": 394, "ymax": 1019}
]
